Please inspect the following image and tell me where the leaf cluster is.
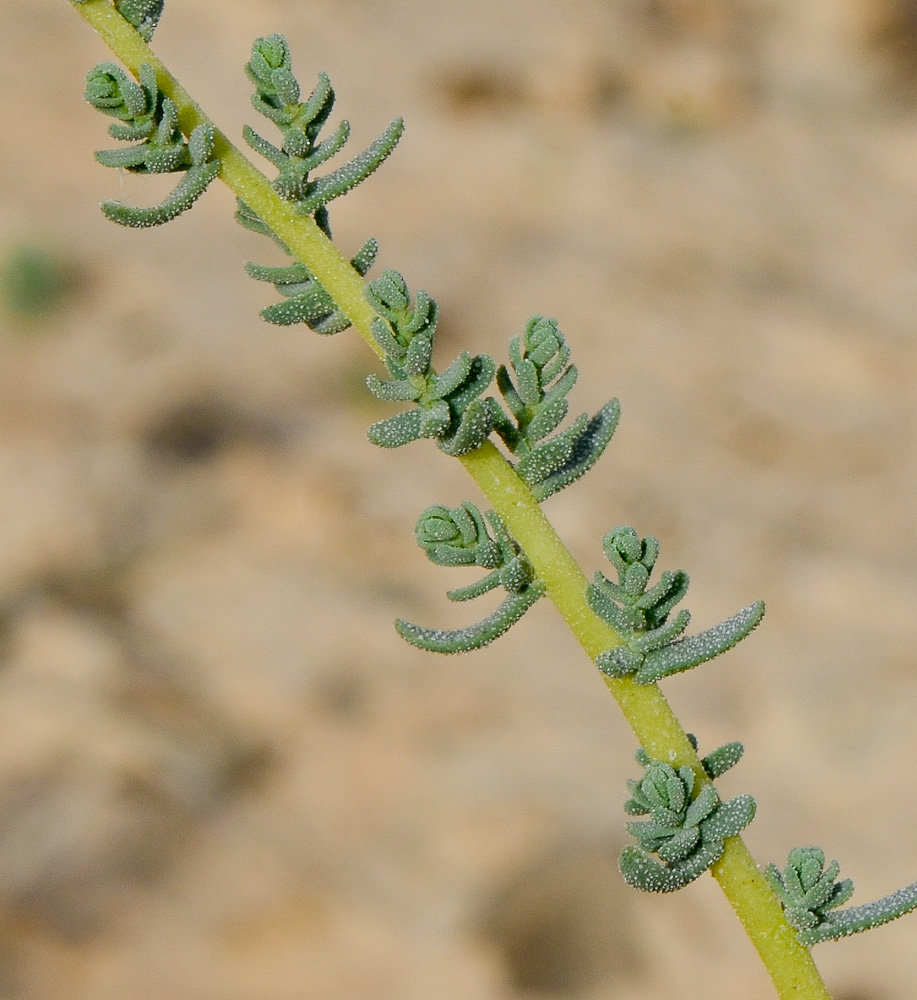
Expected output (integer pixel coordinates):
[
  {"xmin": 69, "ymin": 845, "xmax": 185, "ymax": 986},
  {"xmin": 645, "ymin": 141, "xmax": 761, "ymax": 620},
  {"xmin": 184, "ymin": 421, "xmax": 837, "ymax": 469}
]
[
  {"xmin": 395, "ymin": 501, "xmax": 544, "ymax": 653},
  {"xmin": 85, "ymin": 61, "xmax": 218, "ymax": 227},
  {"xmin": 365, "ymin": 272, "xmax": 500, "ymax": 456},
  {"xmin": 618, "ymin": 742, "xmax": 755, "ymax": 893},
  {"xmin": 588, "ymin": 526, "xmax": 765, "ymax": 684},
  {"xmin": 365, "ymin": 299, "xmax": 620, "ymax": 495},
  {"xmin": 237, "ymin": 35, "xmax": 402, "ymax": 334},
  {"xmin": 493, "ymin": 317, "xmax": 620, "ymax": 500},
  {"xmin": 767, "ymin": 847, "xmax": 917, "ymax": 946}
]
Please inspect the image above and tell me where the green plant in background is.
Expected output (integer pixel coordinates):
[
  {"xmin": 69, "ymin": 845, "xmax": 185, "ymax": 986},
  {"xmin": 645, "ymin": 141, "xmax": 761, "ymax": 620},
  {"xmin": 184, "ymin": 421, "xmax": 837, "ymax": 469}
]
[
  {"xmin": 64, "ymin": 3, "xmax": 917, "ymax": 997},
  {"xmin": 0, "ymin": 243, "xmax": 71, "ymax": 321}
]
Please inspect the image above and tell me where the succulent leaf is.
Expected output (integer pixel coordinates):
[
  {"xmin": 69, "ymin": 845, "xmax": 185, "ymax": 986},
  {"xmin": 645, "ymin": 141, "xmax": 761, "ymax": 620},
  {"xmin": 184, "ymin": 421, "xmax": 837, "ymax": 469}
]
[
  {"xmin": 619, "ymin": 842, "xmax": 725, "ymax": 893},
  {"xmin": 297, "ymin": 118, "xmax": 405, "ymax": 215},
  {"xmin": 494, "ymin": 316, "xmax": 619, "ymax": 499},
  {"xmin": 591, "ymin": 528, "xmax": 763, "ymax": 686},
  {"xmin": 619, "ymin": 746, "xmax": 755, "ymax": 893},
  {"xmin": 88, "ymin": 61, "xmax": 218, "ymax": 227},
  {"xmin": 396, "ymin": 502, "xmax": 543, "ymax": 652},
  {"xmin": 766, "ymin": 848, "xmax": 917, "ymax": 946},
  {"xmin": 700, "ymin": 741, "xmax": 745, "ymax": 779},
  {"xmin": 115, "ymin": 0, "xmax": 164, "ymax": 40},
  {"xmin": 395, "ymin": 585, "xmax": 544, "ymax": 654},
  {"xmin": 526, "ymin": 399, "xmax": 621, "ymax": 501},
  {"xmin": 366, "ymin": 407, "xmax": 424, "ymax": 448},
  {"xmin": 447, "ymin": 572, "xmax": 502, "ymax": 602},
  {"xmin": 366, "ymin": 374, "xmax": 421, "ymax": 402},
  {"xmin": 414, "ymin": 502, "xmax": 502, "ymax": 569},
  {"xmin": 431, "ymin": 352, "xmax": 474, "ymax": 399},
  {"xmin": 436, "ymin": 396, "xmax": 500, "ymax": 456},
  {"xmin": 634, "ymin": 601, "xmax": 765, "ymax": 684},
  {"xmin": 240, "ymin": 50, "xmax": 396, "ymax": 323},
  {"xmin": 248, "ymin": 237, "xmax": 378, "ymax": 334},
  {"xmin": 364, "ymin": 273, "xmax": 499, "ymax": 454},
  {"xmin": 100, "ymin": 155, "xmax": 218, "ymax": 227}
]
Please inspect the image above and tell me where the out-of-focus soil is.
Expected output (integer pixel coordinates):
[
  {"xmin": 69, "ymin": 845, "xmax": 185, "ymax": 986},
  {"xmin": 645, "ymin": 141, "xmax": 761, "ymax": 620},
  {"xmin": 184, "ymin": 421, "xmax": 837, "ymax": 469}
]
[{"xmin": 1, "ymin": 1, "xmax": 917, "ymax": 997}]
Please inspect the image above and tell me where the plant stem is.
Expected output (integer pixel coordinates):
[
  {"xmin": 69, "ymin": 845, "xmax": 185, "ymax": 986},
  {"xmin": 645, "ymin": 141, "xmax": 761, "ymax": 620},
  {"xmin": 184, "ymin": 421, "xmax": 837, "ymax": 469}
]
[
  {"xmin": 461, "ymin": 443, "xmax": 831, "ymax": 999},
  {"xmin": 66, "ymin": 3, "xmax": 835, "ymax": 996}
]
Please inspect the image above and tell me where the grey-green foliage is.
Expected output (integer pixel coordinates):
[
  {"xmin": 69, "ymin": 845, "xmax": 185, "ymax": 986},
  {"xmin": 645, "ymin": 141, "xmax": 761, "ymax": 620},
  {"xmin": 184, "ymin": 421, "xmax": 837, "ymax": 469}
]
[
  {"xmin": 237, "ymin": 35, "xmax": 403, "ymax": 334},
  {"xmin": 365, "ymin": 304, "xmax": 620, "ymax": 498},
  {"xmin": 395, "ymin": 501, "xmax": 545, "ymax": 653},
  {"xmin": 365, "ymin": 271, "xmax": 501, "ymax": 456},
  {"xmin": 618, "ymin": 744, "xmax": 755, "ymax": 893},
  {"xmin": 767, "ymin": 847, "xmax": 917, "ymax": 946},
  {"xmin": 588, "ymin": 525, "xmax": 765, "ymax": 684},
  {"xmin": 244, "ymin": 237, "xmax": 378, "ymax": 333},
  {"xmin": 84, "ymin": 62, "xmax": 219, "ymax": 227},
  {"xmin": 115, "ymin": 0, "xmax": 163, "ymax": 39},
  {"xmin": 493, "ymin": 316, "xmax": 620, "ymax": 500}
]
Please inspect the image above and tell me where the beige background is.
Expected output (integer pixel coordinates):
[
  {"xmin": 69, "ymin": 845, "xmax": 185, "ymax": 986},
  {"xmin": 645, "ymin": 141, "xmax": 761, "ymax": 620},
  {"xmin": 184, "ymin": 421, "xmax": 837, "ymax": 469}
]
[{"xmin": 1, "ymin": 1, "xmax": 917, "ymax": 997}]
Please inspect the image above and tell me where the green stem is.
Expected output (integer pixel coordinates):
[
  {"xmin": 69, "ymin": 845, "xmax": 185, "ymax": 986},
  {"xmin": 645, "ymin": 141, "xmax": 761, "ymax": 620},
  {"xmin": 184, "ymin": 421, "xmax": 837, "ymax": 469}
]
[
  {"xmin": 66, "ymin": 4, "xmax": 834, "ymax": 997},
  {"xmin": 460, "ymin": 444, "xmax": 828, "ymax": 998},
  {"xmin": 70, "ymin": 0, "xmax": 382, "ymax": 358}
]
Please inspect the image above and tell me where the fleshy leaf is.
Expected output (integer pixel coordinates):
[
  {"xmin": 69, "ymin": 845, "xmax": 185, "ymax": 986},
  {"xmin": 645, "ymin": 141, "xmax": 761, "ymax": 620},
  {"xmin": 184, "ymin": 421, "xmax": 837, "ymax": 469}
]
[
  {"xmin": 395, "ymin": 585, "xmax": 544, "ymax": 654},
  {"xmin": 619, "ymin": 746, "xmax": 755, "ymax": 894},
  {"xmin": 633, "ymin": 601, "xmax": 765, "ymax": 684},
  {"xmin": 101, "ymin": 157, "xmax": 219, "ymax": 228},
  {"xmin": 298, "ymin": 118, "xmax": 405, "ymax": 215},
  {"xmin": 529, "ymin": 400, "xmax": 621, "ymax": 500},
  {"xmin": 619, "ymin": 842, "xmax": 723, "ymax": 893},
  {"xmin": 247, "ymin": 237, "xmax": 377, "ymax": 334},
  {"xmin": 701, "ymin": 741, "xmax": 745, "ymax": 779},
  {"xmin": 591, "ymin": 529, "xmax": 763, "ymax": 686},
  {"xmin": 115, "ymin": 0, "xmax": 164, "ymax": 40},
  {"xmin": 366, "ymin": 407, "xmax": 423, "ymax": 448},
  {"xmin": 767, "ymin": 847, "xmax": 917, "ymax": 946}
]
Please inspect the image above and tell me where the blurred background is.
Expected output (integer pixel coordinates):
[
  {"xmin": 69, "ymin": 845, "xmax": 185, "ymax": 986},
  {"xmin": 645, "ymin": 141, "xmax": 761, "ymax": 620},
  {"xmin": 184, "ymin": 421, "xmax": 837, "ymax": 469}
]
[{"xmin": 1, "ymin": 0, "xmax": 917, "ymax": 997}]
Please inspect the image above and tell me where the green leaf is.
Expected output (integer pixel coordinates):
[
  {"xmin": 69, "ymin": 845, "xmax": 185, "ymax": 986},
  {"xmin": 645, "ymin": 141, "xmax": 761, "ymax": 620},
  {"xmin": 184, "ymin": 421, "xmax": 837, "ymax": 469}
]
[
  {"xmin": 596, "ymin": 644, "xmax": 643, "ymax": 678},
  {"xmin": 366, "ymin": 374, "xmax": 420, "ymax": 402},
  {"xmin": 430, "ymin": 352, "xmax": 473, "ymax": 399},
  {"xmin": 243, "ymin": 125, "xmax": 287, "ymax": 170},
  {"xmin": 444, "ymin": 354, "xmax": 496, "ymax": 413},
  {"xmin": 446, "ymin": 571, "xmax": 502, "ymax": 602},
  {"xmin": 366, "ymin": 407, "xmax": 423, "ymax": 448},
  {"xmin": 247, "ymin": 237, "xmax": 378, "ymax": 334},
  {"xmin": 419, "ymin": 399, "xmax": 451, "ymax": 438},
  {"xmin": 767, "ymin": 847, "xmax": 917, "ymax": 946},
  {"xmin": 619, "ymin": 842, "xmax": 724, "ymax": 893},
  {"xmin": 95, "ymin": 145, "xmax": 151, "ymax": 169},
  {"xmin": 100, "ymin": 158, "xmax": 219, "ymax": 228},
  {"xmin": 298, "ymin": 118, "xmax": 405, "ymax": 215},
  {"xmin": 619, "ymin": 747, "xmax": 755, "ymax": 894},
  {"xmin": 700, "ymin": 794, "xmax": 756, "ymax": 841},
  {"xmin": 528, "ymin": 399, "xmax": 621, "ymax": 501},
  {"xmin": 437, "ymin": 396, "xmax": 500, "ymax": 456},
  {"xmin": 633, "ymin": 601, "xmax": 765, "ymax": 684},
  {"xmin": 701, "ymin": 741, "xmax": 744, "ymax": 779},
  {"xmin": 298, "ymin": 119, "xmax": 351, "ymax": 170},
  {"xmin": 414, "ymin": 502, "xmax": 502, "ymax": 569},
  {"xmin": 395, "ymin": 584, "xmax": 544, "ymax": 653},
  {"xmin": 115, "ymin": 0, "xmax": 164, "ymax": 40}
]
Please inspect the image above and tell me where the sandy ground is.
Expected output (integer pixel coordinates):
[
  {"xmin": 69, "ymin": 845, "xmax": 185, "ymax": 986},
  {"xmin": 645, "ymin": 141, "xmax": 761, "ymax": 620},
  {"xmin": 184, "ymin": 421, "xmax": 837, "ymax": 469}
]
[{"xmin": 1, "ymin": 1, "xmax": 917, "ymax": 998}]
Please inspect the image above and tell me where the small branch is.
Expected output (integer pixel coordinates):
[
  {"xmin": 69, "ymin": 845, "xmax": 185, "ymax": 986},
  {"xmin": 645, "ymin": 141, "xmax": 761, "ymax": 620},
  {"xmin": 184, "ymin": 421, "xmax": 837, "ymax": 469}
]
[{"xmin": 70, "ymin": 0, "xmax": 383, "ymax": 358}]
